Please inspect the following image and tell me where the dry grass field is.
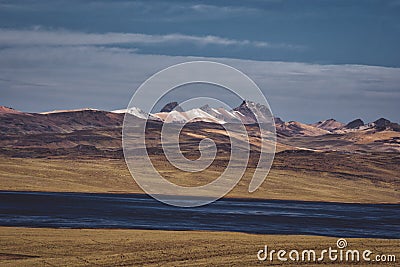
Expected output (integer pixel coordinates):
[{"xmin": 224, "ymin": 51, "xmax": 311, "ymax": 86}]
[
  {"xmin": 0, "ymin": 151, "xmax": 399, "ymax": 203},
  {"xmin": 0, "ymin": 227, "xmax": 398, "ymax": 266}
]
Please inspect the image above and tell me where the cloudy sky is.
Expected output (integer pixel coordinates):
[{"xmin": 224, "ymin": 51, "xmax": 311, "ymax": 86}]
[{"xmin": 1, "ymin": 0, "xmax": 400, "ymax": 123}]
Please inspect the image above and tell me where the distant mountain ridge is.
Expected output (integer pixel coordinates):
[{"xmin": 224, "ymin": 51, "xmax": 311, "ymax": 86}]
[
  {"xmin": 1, "ymin": 101, "xmax": 400, "ymax": 137},
  {"xmin": 1, "ymin": 103, "xmax": 400, "ymax": 153},
  {"xmin": 111, "ymin": 100, "xmax": 400, "ymax": 135},
  {"xmin": 0, "ymin": 107, "xmax": 123, "ymax": 135}
]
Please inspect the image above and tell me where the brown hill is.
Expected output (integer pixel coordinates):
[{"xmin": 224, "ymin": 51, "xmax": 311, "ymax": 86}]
[
  {"xmin": 276, "ymin": 121, "xmax": 330, "ymax": 137},
  {"xmin": 312, "ymin": 119, "xmax": 345, "ymax": 131},
  {"xmin": 0, "ymin": 108, "xmax": 123, "ymax": 135},
  {"xmin": 0, "ymin": 106, "xmax": 24, "ymax": 114}
]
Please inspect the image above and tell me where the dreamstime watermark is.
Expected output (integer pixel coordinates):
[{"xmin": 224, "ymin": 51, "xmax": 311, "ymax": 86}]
[
  {"xmin": 122, "ymin": 61, "xmax": 276, "ymax": 207},
  {"xmin": 257, "ymin": 238, "xmax": 396, "ymax": 263}
]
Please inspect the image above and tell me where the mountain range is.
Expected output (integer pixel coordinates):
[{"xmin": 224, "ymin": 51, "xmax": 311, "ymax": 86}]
[
  {"xmin": 1, "ymin": 101, "xmax": 400, "ymax": 157},
  {"xmin": 113, "ymin": 100, "xmax": 400, "ymax": 135},
  {"xmin": 2, "ymin": 100, "xmax": 400, "ymax": 136}
]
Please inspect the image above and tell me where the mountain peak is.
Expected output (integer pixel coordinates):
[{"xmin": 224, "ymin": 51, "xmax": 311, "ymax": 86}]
[
  {"xmin": 274, "ymin": 117, "xmax": 285, "ymax": 125},
  {"xmin": 239, "ymin": 100, "xmax": 258, "ymax": 108},
  {"xmin": 233, "ymin": 100, "xmax": 257, "ymax": 123},
  {"xmin": 239, "ymin": 100, "xmax": 249, "ymax": 106},
  {"xmin": 371, "ymin": 118, "xmax": 400, "ymax": 132},
  {"xmin": 160, "ymin": 102, "xmax": 184, "ymax": 112},
  {"xmin": 199, "ymin": 104, "xmax": 211, "ymax": 112},
  {"xmin": 373, "ymin": 118, "xmax": 391, "ymax": 127},
  {"xmin": 345, "ymin": 119, "xmax": 365, "ymax": 129}
]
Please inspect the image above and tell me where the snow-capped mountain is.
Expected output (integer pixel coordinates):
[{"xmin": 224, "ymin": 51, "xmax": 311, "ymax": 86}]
[
  {"xmin": 112, "ymin": 100, "xmax": 275, "ymax": 125},
  {"xmin": 3, "ymin": 104, "xmax": 399, "ymax": 146},
  {"xmin": 109, "ymin": 101, "xmax": 400, "ymax": 135},
  {"xmin": 232, "ymin": 100, "xmax": 274, "ymax": 124},
  {"xmin": 112, "ymin": 107, "xmax": 160, "ymax": 121},
  {"xmin": 200, "ymin": 104, "xmax": 240, "ymax": 123},
  {"xmin": 153, "ymin": 108, "xmax": 225, "ymax": 124}
]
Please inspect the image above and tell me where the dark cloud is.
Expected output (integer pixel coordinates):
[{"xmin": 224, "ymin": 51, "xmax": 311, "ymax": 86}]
[{"xmin": 1, "ymin": 43, "xmax": 399, "ymax": 123}]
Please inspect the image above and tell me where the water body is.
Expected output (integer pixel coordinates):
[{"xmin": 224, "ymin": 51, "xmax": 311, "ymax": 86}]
[{"xmin": 0, "ymin": 191, "xmax": 398, "ymax": 238}]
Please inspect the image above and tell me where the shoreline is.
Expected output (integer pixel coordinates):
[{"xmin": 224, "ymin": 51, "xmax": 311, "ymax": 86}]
[
  {"xmin": 1, "ymin": 189, "xmax": 399, "ymax": 205},
  {"xmin": 1, "ymin": 225, "xmax": 400, "ymax": 240}
]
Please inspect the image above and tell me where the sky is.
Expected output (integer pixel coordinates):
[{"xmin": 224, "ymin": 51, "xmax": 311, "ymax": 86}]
[{"xmin": 0, "ymin": 0, "xmax": 399, "ymax": 123}]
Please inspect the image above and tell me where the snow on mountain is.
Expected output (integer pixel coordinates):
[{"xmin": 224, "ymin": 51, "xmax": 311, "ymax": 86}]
[
  {"xmin": 233, "ymin": 101, "xmax": 257, "ymax": 124},
  {"xmin": 232, "ymin": 100, "xmax": 274, "ymax": 124},
  {"xmin": 200, "ymin": 105, "xmax": 239, "ymax": 123},
  {"xmin": 184, "ymin": 108, "xmax": 225, "ymax": 124},
  {"xmin": 154, "ymin": 110, "xmax": 188, "ymax": 123},
  {"xmin": 112, "ymin": 107, "xmax": 160, "ymax": 121},
  {"xmin": 154, "ymin": 108, "xmax": 225, "ymax": 124},
  {"xmin": 217, "ymin": 108, "xmax": 240, "ymax": 121},
  {"xmin": 111, "ymin": 109, "xmax": 128, "ymax": 114},
  {"xmin": 211, "ymin": 108, "xmax": 221, "ymax": 115},
  {"xmin": 40, "ymin": 108, "xmax": 99, "ymax": 114},
  {"xmin": 110, "ymin": 101, "xmax": 400, "ymax": 137},
  {"xmin": 113, "ymin": 100, "xmax": 275, "ymax": 125}
]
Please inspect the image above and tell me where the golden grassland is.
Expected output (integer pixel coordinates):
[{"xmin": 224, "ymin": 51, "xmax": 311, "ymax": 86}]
[
  {"xmin": 0, "ymin": 155, "xmax": 398, "ymax": 203},
  {"xmin": 0, "ymin": 227, "xmax": 398, "ymax": 266}
]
